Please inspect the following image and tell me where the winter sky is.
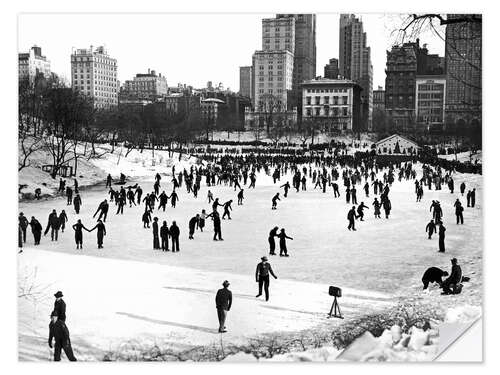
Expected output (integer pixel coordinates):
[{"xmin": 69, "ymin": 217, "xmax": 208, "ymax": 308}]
[{"xmin": 18, "ymin": 13, "xmax": 445, "ymax": 91}]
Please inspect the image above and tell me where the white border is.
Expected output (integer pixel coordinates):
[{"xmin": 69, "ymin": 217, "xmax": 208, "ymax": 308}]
[{"xmin": 2, "ymin": 0, "xmax": 497, "ymax": 374}]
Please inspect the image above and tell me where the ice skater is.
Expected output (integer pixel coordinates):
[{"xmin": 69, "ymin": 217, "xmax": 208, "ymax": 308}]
[
  {"xmin": 268, "ymin": 226, "xmax": 279, "ymax": 255},
  {"xmin": 255, "ymin": 256, "xmax": 277, "ymax": 301},
  {"xmin": 215, "ymin": 280, "xmax": 232, "ymax": 333},
  {"xmin": 277, "ymin": 228, "xmax": 293, "ymax": 257},
  {"xmin": 72, "ymin": 219, "xmax": 91, "ymax": 249},
  {"xmin": 271, "ymin": 193, "xmax": 280, "ymax": 210},
  {"xmin": 89, "ymin": 220, "xmax": 106, "ymax": 249}
]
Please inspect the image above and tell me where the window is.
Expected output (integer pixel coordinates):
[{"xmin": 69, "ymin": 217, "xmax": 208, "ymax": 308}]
[
  {"xmin": 342, "ymin": 96, "xmax": 348, "ymax": 105},
  {"xmin": 315, "ymin": 96, "xmax": 320, "ymax": 105},
  {"xmin": 306, "ymin": 96, "xmax": 311, "ymax": 105},
  {"xmin": 324, "ymin": 96, "xmax": 329, "ymax": 104}
]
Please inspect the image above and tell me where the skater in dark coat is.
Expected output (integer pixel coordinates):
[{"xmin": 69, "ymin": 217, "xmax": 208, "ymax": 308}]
[
  {"xmin": 19, "ymin": 212, "xmax": 29, "ymax": 243},
  {"xmin": 280, "ymin": 182, "xmax": 290, "ymax": 197},
  {"xmin": 73, "ymin": 194, "xmax": 82, "ymax": 214},
  {"xmin": 372, "ymin": 198, "xmax": 381, "ymax": 218},
  {"xmin": 383, "ymin": 198, "xmax": 392, "ymax": 219},
  {"xmin": 222, "ymin": 200, "xmax": 233, "ymax": 220},
  {"xmin": 347, "ymin": 206, "xmax": 358, "ymax": 231},
  {"xmin": 44, "ymin": 210, "xmax": 61, "ymax": 241},
  {"xmin": 277, "ymin": 229, "xmax": 293, "ymax": 257},
  {"xmin": 454, "ymin": 199, "xmax": 464, "ymax": 224},
  {"xmin": 160, "ymin": 221, "xmax": 170, "ymax": 251},
  {"xmin": 116, "ymin": 195, "xmax": 125, "ymax": 215},
  {"xmin": 89, "ymin": 220, "xmax": 106, "ymax": 248},
  {"xmin": 188, "ymin": 214, "xmax": 200, "ymax": 239},
  {"xmin": 426, "ymin": 219, "xmax": 436, "ymax": 239},
  {"xmin": 29, "ymin": 216, "xmax": 42, "ymax": 245},
  {"xmin": 106, "ymin": 174, "xmax": 112, "ymax": 188},
  {"xmin": 158, "ymin": 191, "xmax": 169, "ymax": 212},
  {"xmin": 72, "ymin": 219, "xmax": 90, "ymax": 249},
  {"xmin": 421, "ymin": 267, "xmax": 449, "ymax": 290},
  {"xmin": 471, "ymin": 188, "xmax": 476, "ymax": 207},
  {"xmin": 142, "ymin": 209, "xmax": 152, "ymax": 228},
  {"xmin": 170, "ymin": 191, "xmax": 179, "ymax": 208},
  {"xmin": 237, "ymin": 189, "xmax": 244, "ymax": 205},
  {"xmin": 127, "ymin": 187, "xmax": 136, "ymax": 207},
  {"xmin": 466, "ymin": 190, "xmax": 471, "ymax": 207},
  {"xmin": 58, "ymin": 210, "xmax": 68, "ymax": 233},
  {"xmin": 170, "ymin": 221, "xmax": 180, "ymax": 252},
  {"xmin": 357, "ymin": 202, "xmax": 369, "ymax": 221},
  {"xmin": 53, "ymin": 291, "xmax": 66, "ymax": 322},
  {"xmin": 152, "ymin": 217, "xmax": 160, "ymax": 249},
  {"xmin": 48, "ymin": 311, "xmax": 77, "ymax": 361},
  {"xmin": 351, "ymin": 187, "xmax": 358, "ymax": 205},
  {"xmin": 271, "ymin": 193, "xmax": 280, "ymax": 210},
  {"xmin": 66, "ymin": 186, "xmax": 73, "ymax": 205},
  {"xmin": 268, "ymin": 226, "xmax": 279, "ymax": 255},
  {"xmin": 460, "ymin": 182, "xmax": 466, "ymax": 196},
  {"xmin": 93, "ymin": 199, "xmax": 109, "ymax": 222},
  {"xmin": 438, "ymin": 222, "xmax": 446, "ymax": 253},
  {"xmin": 215, "ymin": 280, "xmax": 232, "ymax": 333},
  {"xmin": 255, "ymin": 256, "xmax": 277, "ymax": 301},
  {"xmin": 135, "ymin": 185, "xmax": 143, "ymax": 204},
  {"xmin": 207, "ymin": 210, "xmax": 223, "ymax": 241}
]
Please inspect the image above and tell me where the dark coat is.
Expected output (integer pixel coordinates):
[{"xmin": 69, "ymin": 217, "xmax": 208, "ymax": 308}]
[
  {"xmin": 422, "ymin": 267, "xmax": 447, "ymax": 284},
  {"xmin": 170, "ymin": 224, "xmax": 180, "ymax": 238},
  {"xmin": 215, "ymin": 288, "xmax": 232, "ymax": 310},
  {"xmin": 54, "ymin": 299, "xmax": 66, "ymax": 322},
  {"xmin": 48, "ymin": 320, "xmax": 70, "ymax": 345}
]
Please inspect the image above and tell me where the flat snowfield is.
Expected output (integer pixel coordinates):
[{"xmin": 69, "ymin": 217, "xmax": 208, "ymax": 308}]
[{"xmin": 18, "ymin": 164, "xmax": 482, "ymax": 361}]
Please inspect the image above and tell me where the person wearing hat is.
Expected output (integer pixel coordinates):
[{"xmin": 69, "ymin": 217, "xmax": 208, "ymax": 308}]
[
  {"xmin": 48, "ymin": 310, "xmax": 77, "ymax": 361},
  {"xmin": 442, "ymin": 258, "xmax": 463, "ymax": 295},
  {"xmin": 18, "ymin": 212, "xmax": 29, "ymax": 244},
  {"xmin": 53, "ymin": 291, "xmax": 66, "ymax": 322},
  {"xmin": 255, "ymin": 256, "xmax": 277, "ymax": 301},
  {"xmin": 215, "ymin": 280, "xmax": 232, "ymax": 333}
]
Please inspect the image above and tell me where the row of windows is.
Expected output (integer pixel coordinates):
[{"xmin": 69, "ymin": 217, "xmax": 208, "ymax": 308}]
[
  {"xmin": 305, "ymin": 107, "xmax": 349, "ymax": 117},
  {"xmin": 305, "ymin": 88, "xmax": 349, "ymax": 94},
  {"xmin": 305, "ymin": 96, "xmax": 349, "ymax": 105}
]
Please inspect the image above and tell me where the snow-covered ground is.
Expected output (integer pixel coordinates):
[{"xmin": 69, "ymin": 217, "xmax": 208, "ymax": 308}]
[
  {"xmin": 18, "ymin": 147, "xmax": 483, "ymax": 361},
  {"xmin": 438, "ymin": 151, "xmax": 482, "ymax": 164},
  {"xmin": 19, "ymin": 142, "xmax": 199, "ymax": 198}
]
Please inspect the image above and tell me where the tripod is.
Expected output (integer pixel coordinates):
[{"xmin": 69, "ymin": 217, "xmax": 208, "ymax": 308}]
[{"xmin": 327, "ymin": 295, "xmax": 343, "ymax": 319}]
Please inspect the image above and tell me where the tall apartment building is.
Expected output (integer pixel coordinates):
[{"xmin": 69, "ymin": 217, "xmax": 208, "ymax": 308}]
[
  {"xmin": 339, "ymin": 14, "xmax": 373, "ymax": 131},
  {"xmin": 302, "ymin": 78, "xmax": 362, "ymax": 132},
  {"xmin": 385, "ymin": 39, "xmax": 445, "ymax": 131},
  {"xmin": 71, "ymin": 46, "xmax": 118, "ymax": 109},
  {"xmin": 252, "ymin": 16, "xmax": 296, "ymax": 111},
  {"xmin": 122, "ymin": 69, "xmax": 167, "ymax": 100},
  {"xmin": 239, "ymin": 66, "xmax": 253, "ymax": 99},
  {"xmin": 445, "ymin": 14, "xmax": 482, "ymax": 128},
  {"xmin": 324, "ymin": 58, "xmax": 339, "ymax": 79},
  {"xmin": 252, "ymin": 50, "xmax": 294, "ymax": 111},
  {"xmin": 276, "ymin": 14, "xmax": 316, "ymax": 117},
  {"xmin": 18, "ymin": 46, "xmax": 51, "ymax": 82}
]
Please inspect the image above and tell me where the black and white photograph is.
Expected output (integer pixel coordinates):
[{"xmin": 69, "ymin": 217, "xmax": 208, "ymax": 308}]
[{"xmin": 12, "ymin": 4, "xmax": 487, "ymax": 365}]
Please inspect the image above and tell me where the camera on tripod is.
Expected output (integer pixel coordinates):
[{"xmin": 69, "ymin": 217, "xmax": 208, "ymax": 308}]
[{"xmin": 327, "ymin": 286, "xmax": 343, "ymax": 319}]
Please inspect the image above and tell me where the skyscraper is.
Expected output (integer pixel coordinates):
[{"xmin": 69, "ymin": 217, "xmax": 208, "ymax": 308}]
[
  {"xmin": 324, "ymin": 58, "xmax": 339, "ymax": 79},
  {"xmin": 239, "ymin": 66, "xmax": 253, "ymax": 99},
  {"xmin": 252, "ymin": 16, "xmax": 296, "ymax": 112},
  {"xmin": 276, "ymin": 14, "xmax": 317, "ymax": 117},
  {"xmin": 71, "ymin": 46, "xmax": 118, "ymax": 108},
  {"xmin": 339, "ymin": 14, "xmax": 373, "ymax": 130},
  {"xmin": 444, "ymin": 14, "xmax": 482, "ymax": 129}
]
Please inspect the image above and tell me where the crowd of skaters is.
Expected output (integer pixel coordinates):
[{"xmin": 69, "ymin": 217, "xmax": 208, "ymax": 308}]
[{"xmin": 18, "ymin": 145, "xmax": 480, "ymax": 356}]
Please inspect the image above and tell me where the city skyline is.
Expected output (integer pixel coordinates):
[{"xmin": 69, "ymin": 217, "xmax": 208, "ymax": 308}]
[{"xmin": 18, "ymin": 13, "xmax": 445, "ymax": 91}]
